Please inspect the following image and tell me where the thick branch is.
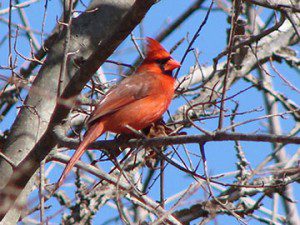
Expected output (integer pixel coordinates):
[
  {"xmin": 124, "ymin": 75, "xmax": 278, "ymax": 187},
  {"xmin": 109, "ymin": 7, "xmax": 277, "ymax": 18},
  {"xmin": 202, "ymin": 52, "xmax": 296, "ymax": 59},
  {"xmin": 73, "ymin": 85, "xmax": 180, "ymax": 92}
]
[
  {"xmin": 0, "ymin": 0, "xmax": 156, "ymax": 222},
  {"xmin": 57, "ymin": 131, "xmax": 300, "ymax": 151}
]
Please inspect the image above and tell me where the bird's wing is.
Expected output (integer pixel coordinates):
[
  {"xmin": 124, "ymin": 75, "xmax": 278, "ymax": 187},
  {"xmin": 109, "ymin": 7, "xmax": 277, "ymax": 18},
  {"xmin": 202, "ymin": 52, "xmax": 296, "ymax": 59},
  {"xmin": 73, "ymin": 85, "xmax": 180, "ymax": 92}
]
[{"xmin": 87, "ymin": 73, "xmax": 154, "ymax": 125}]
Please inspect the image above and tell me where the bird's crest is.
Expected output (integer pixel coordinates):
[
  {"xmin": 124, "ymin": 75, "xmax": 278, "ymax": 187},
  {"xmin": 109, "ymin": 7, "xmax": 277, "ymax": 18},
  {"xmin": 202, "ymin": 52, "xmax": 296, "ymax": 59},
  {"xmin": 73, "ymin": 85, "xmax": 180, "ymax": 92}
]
[{"xmin": 145, "ymin": 37, "xmax": 171, "ymax": 61}]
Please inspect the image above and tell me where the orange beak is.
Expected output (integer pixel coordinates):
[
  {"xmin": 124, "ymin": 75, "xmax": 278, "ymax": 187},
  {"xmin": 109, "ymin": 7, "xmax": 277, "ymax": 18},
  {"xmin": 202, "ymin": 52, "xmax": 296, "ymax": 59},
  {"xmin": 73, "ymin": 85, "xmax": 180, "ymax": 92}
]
[{"xmin": 164, "ymin": 58, "xmax": 181, "ymax": 72}]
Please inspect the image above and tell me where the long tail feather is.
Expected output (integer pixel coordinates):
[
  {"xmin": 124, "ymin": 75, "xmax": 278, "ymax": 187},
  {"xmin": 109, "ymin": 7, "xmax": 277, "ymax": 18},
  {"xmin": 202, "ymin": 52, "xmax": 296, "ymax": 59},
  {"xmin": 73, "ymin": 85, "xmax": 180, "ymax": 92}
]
[{"xmin": 57, "ymin": 122, "xmax": 105, "ymax": 187}]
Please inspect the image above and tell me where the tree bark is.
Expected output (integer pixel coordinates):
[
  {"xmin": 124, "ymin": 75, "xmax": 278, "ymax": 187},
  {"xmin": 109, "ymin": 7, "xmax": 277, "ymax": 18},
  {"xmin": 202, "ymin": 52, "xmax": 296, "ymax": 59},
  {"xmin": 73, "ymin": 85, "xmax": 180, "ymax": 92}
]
[{"xmin": 0, "ymin": 0, "xmax": 156, "ymax": 223}]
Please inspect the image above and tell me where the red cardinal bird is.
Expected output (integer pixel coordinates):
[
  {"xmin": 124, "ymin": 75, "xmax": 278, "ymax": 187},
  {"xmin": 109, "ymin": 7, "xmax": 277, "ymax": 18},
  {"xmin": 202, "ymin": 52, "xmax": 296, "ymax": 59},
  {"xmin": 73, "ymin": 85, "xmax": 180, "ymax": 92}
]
[{"xmin": 57, "ymin": 37, "xmax": 180, "ymax": 187}]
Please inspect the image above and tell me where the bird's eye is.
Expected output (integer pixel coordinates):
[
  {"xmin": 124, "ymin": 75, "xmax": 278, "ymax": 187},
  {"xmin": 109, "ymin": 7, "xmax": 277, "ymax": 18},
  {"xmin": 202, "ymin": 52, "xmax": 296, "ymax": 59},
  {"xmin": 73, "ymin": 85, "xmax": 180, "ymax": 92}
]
[{"xmin": 155, "ymin": 57, "xmax": 171, "ymax": 65}]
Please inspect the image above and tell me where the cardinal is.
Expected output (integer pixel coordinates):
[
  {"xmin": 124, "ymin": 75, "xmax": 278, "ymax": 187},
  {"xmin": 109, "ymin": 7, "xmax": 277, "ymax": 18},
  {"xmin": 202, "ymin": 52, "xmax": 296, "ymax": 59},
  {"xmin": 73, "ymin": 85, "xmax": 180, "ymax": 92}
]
[{"xmin": 57, "ymin": 37, "xmax": 180, "ymax": 187}]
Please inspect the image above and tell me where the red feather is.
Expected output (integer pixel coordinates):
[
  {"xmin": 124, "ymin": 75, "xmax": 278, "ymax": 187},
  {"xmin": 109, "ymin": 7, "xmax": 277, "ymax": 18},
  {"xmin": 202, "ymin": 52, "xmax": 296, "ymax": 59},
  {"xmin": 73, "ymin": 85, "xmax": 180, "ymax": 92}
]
[{"xmin": 57, "ymin": 37, "xmax": 180, "ymax": 187}]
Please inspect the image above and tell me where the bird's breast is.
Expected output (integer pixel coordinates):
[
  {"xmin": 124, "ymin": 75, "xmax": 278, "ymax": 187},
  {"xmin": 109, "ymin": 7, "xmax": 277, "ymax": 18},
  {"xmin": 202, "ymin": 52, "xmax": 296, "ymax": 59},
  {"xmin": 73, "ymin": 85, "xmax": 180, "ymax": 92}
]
[{"xmin": 103, "ymin": 77, "xmax": 175, "ymax": 134}]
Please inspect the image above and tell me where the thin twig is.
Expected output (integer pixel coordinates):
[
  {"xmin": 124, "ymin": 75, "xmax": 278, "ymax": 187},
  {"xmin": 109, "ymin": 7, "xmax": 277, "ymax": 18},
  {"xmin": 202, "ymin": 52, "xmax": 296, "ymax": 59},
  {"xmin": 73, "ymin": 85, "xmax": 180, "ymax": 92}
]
[
  {"xmin": 57, "ymin": 0, "xmax": 74, "ymax": 97},
  {"xmin": 218, "ymin": 0, "xmax": 242, "ymax": 130},
  {"xmin": 39, "ymin": 159, "xmax": 46, "ymax": 224},
  {"xmin": 160, "ymin": 157, "xmax": 165, "ymax": 209},
  {"xmin": 174, "ymin": 0, "xmax": 214, "ymax": 79},
  {"xmin": 0, "ymin": 0, "xmax": 40, "ymax": 15}
]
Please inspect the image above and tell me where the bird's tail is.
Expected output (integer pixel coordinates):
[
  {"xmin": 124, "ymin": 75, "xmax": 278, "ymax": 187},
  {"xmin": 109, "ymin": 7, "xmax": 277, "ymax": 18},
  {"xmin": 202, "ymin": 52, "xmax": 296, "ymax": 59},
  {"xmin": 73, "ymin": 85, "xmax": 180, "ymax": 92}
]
[{"xmin": 57, "ymin": 122, "xmax": 105, "ymax": 188}]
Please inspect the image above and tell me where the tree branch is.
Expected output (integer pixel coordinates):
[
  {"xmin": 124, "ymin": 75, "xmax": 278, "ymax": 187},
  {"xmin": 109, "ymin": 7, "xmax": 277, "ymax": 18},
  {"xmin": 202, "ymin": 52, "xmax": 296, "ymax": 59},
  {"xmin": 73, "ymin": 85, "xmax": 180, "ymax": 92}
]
[{"xmin": 0, "ymin": 0, "xmax": 156, "ymax": 222}]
